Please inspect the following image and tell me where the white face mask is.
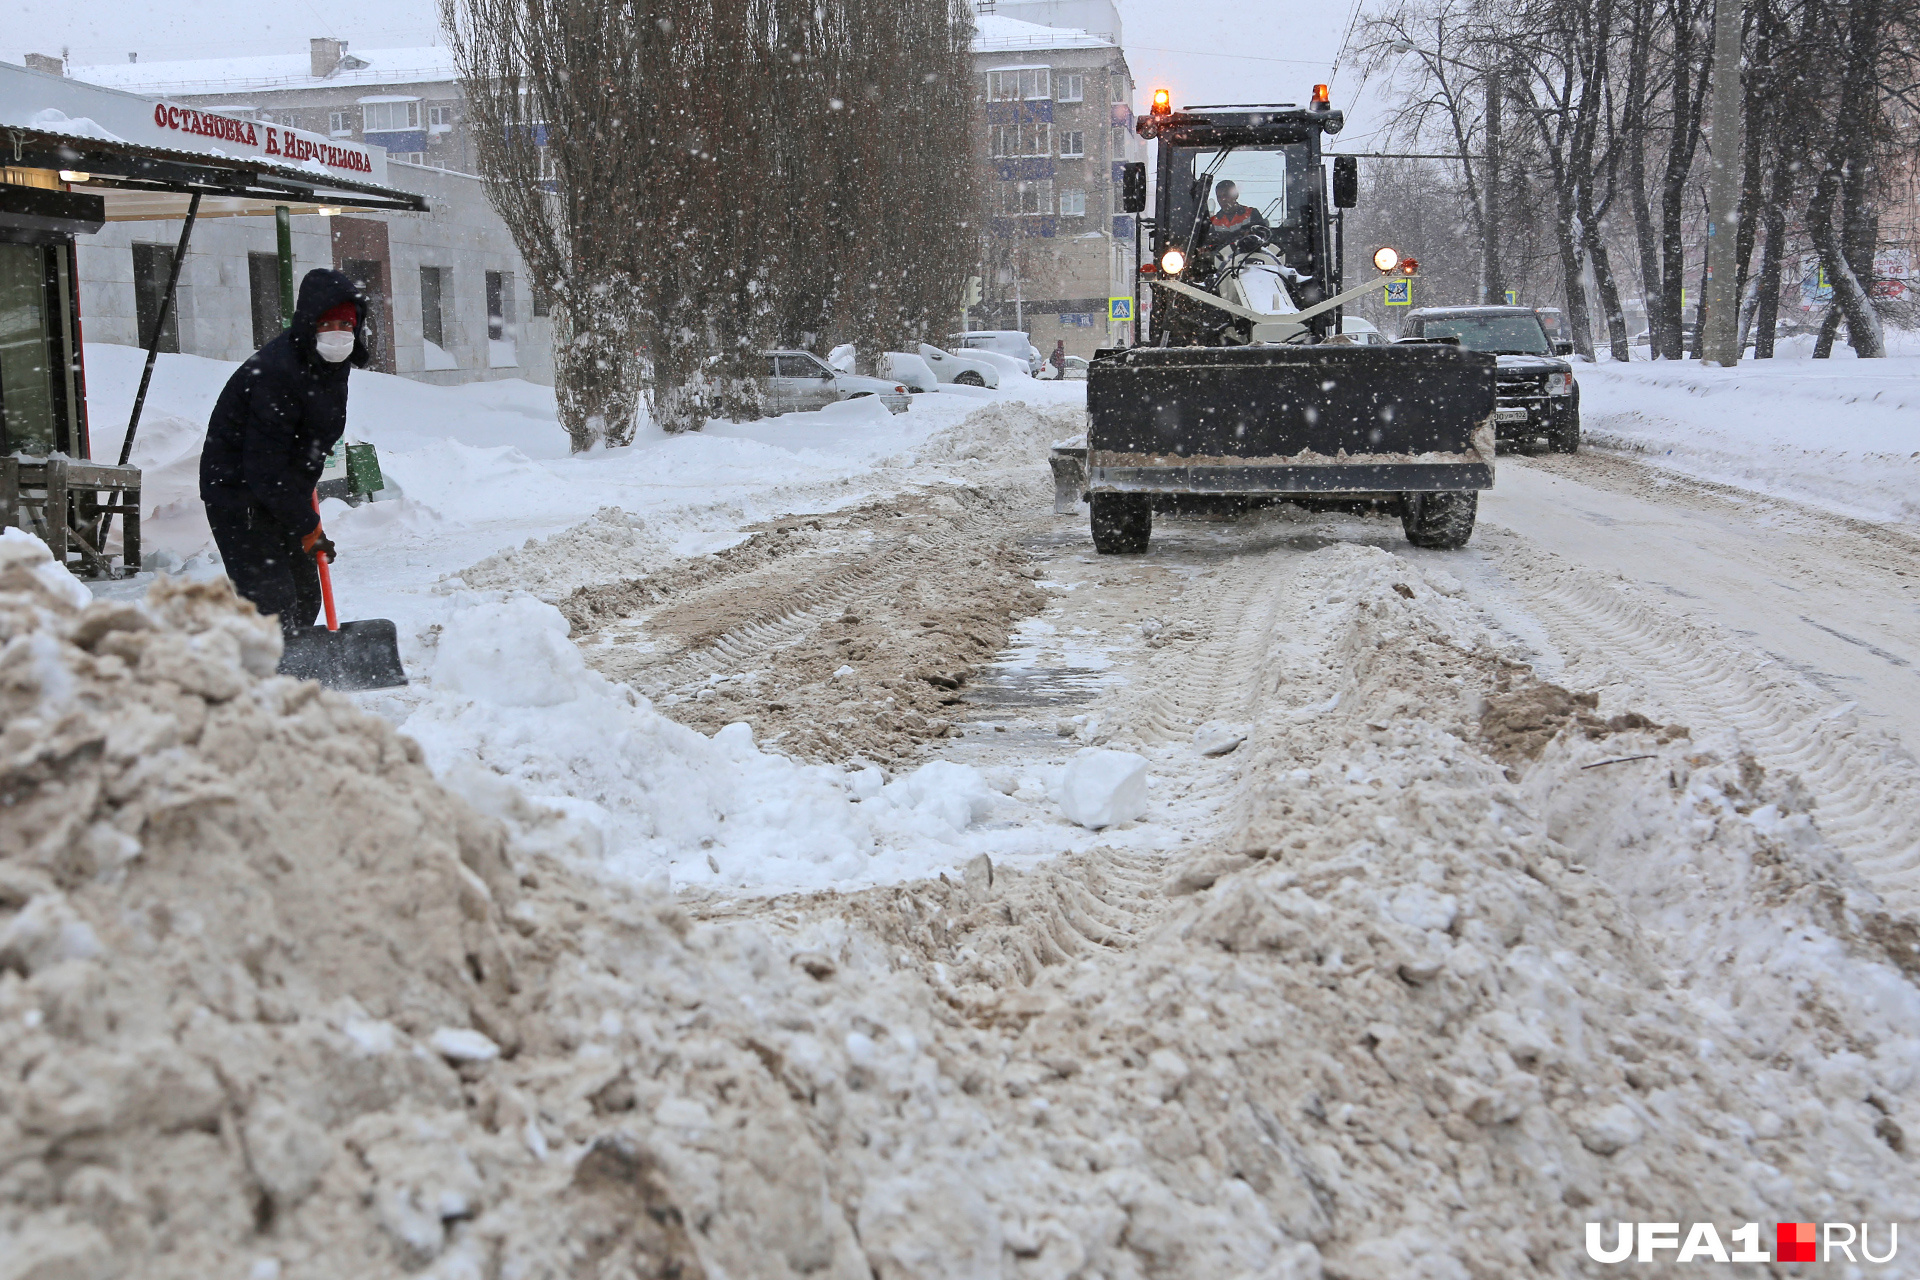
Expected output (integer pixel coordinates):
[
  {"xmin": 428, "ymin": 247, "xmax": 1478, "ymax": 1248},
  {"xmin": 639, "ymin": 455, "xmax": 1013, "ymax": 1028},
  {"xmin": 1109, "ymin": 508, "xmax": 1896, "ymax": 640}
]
[{"xmin": 315, "ymin": 330, "xmax": 356, "ymax": 363}]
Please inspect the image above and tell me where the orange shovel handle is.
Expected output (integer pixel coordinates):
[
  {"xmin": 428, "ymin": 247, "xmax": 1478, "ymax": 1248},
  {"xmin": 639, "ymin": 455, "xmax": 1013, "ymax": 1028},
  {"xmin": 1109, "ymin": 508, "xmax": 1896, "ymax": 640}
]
[{"xmin": 312, "ymin": 490, "xmax": 339, "ymax": 632}]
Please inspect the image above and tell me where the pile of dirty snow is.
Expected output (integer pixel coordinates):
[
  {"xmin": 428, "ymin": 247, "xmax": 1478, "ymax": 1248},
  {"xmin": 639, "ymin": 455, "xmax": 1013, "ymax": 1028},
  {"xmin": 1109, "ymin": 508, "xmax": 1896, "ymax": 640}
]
[{"xmin": 398, "ymin": 593, "xmax": 1026, "ymax": 892}]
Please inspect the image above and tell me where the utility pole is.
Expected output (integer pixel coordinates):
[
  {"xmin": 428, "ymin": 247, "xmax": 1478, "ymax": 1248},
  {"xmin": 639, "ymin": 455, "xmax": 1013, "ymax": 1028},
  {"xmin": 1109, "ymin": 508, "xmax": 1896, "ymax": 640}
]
[
  {"xmin": 1700, "ymin": 0, "xmax": 1745, "ymax": 364},
  {"xmin": 1483, "ymin": 62, "xmax": 1504, "ymax": 306}
]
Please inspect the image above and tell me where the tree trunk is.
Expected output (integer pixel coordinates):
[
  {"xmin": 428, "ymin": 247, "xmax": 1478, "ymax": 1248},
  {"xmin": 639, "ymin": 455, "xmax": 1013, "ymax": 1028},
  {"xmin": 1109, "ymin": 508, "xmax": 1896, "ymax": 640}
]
[
  {"xmin": 552, "ymin": 303, "xmax": 647, "ymax": 451},
  {"xmin": 1657, "ymin": 0, "xmax": 1711, "ymax": 359},
  {"xmin": 1624, "ymin": 0, "xmax": 1664, "ymax": 351},
  {"xmin": 1751, "ymin": 147, "xmax": 1792, "ymax": 359}
]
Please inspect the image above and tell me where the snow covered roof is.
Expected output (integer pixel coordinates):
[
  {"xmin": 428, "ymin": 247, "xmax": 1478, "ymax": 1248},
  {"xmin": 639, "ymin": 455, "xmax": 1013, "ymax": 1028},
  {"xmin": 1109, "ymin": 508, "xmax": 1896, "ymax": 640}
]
[
  {"xmin": 69, "ymin": 46, "xmax": 459, "ymax": 99},
  {"xmin": 971, "ymin": 14, "xmax": 1115, "ymax": 52}
]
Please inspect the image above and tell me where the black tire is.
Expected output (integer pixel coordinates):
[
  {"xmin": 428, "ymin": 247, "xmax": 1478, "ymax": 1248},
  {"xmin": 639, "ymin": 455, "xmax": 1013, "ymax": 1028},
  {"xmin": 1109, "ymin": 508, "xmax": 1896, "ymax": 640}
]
[
  {"xmin": 1549, "ymin": 406, "xmax": 1581, "ymax": 453},
  {"xmin": 1401, "ymin": 491, "xmax": 1478, "ymax": 550},
  {"xmin": 955, "ymin": 371, "xmax": 986, "ymax": 387},
  {"xmin": 1090, "ymin": 493, "xmax": 1151, "ymax": 554}
]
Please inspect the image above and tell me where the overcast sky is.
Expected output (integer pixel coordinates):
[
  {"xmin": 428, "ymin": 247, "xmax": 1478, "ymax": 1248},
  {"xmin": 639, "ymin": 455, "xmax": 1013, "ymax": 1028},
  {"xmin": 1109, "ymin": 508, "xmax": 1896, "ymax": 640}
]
[{"xmin": 5, "ymin": 0, "xmax": 1396, "ymax": 142}]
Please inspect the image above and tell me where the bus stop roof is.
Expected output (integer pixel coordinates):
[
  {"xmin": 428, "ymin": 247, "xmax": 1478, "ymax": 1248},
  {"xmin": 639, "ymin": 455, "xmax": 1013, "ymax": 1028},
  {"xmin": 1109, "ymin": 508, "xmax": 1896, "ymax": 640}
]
[{"xmin": 2, "ymin": 60, "xmax": 428, "ymax": 218}]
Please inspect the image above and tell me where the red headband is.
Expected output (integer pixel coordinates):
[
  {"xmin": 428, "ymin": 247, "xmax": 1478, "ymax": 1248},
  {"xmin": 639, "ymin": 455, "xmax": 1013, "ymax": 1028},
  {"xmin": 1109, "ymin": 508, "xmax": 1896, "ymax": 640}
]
[{"xmin": 318, "ymin": 301, "xmax": 358, "ymax": 327}]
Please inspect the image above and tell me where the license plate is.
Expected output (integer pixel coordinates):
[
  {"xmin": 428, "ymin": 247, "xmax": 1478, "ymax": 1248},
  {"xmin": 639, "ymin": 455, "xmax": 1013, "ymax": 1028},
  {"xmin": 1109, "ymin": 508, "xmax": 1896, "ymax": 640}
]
[{"xmin": 1495, "ymin": 407, "xmax": 1531, "ymax": 424}]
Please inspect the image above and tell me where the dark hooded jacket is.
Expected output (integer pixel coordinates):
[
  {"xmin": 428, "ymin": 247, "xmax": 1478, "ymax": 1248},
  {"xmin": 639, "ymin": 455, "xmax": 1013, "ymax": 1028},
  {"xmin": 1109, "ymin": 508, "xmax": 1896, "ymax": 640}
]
[{"xmin": 200, "ymin": 268, "xmax": 370, "ymax": 539}]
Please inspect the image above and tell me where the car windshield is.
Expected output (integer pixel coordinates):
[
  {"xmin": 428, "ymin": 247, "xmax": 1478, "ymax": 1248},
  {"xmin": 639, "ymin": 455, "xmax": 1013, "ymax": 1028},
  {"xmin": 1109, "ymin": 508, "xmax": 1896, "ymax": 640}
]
[
  {"xmin": 1166, "ymin": 142, "xmax": 1316, "ymax": 250},
  {"xmin": 1419, "ymin": 315, "xmax": 1551, "ymax": 355}
]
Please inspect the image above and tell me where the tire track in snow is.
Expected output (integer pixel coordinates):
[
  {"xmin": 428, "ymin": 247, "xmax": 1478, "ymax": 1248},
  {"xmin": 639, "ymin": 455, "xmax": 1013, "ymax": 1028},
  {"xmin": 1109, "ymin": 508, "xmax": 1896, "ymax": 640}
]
[{"xmin": 1493, "ymin": 545, "xmax": 1920, "ymax": 911}]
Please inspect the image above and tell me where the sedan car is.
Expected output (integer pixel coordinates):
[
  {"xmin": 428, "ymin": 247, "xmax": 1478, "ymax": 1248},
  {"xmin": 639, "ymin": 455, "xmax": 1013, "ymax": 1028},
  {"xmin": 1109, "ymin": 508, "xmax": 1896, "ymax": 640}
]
[
  {"xmin": 761, "ymin": 350, "xmax": 910, "ymax": 415},
  {"xmin": 917, "ymin": 343, "xmax": 1001, "ymax": 389}
]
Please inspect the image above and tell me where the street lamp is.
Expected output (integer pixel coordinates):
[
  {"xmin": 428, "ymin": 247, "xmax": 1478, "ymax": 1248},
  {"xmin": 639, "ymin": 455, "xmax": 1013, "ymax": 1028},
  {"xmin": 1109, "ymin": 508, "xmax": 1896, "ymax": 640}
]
[{"xmin": 1387, "ymin": 39, "xmax": 1505, "ymax": 307}]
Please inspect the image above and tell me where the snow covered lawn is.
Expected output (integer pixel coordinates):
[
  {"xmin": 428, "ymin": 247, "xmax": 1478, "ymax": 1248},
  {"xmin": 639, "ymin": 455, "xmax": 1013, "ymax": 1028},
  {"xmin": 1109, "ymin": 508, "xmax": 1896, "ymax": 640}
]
[{"xmin": 1580, "ymin": 335, "xmax": 1920, "ymax": 526}]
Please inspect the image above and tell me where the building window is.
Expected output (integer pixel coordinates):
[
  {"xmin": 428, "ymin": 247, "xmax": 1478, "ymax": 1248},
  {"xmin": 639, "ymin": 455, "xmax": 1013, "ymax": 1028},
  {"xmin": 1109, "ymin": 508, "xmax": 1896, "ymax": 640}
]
[
  {"xmin": 363, "ymin": 101, "xmax": 421, "ymax": 132},
  {"xmin": 329, "ymin": 110, "xmax": 352, "ymax": 137},
  {"xmin": 996, "ymin": 180, "xmax": 1054, "ymax": 216},
  {"xmin": 131, "ymin": 244, "xmax": 180, "ymax": 354},
  {"xmin": 428, "ymin": 104, "xmax": 454, "ymax": 132},
  {"xmin": 486, "ymin": 270, "xmax": 518, "ymax": 366},
  {"xmin": 1059, "ymin": 130, "xmax": 1084, "ymax": 159},
  {"xmin": 393, "ymin": 153, "xmax": 425, "ymax": 166},
  {"xmin": 247, "ymin": 252, "xmax": 283, "ymax": 348},
  {"xmin": 990, "ymin": 122, "xmax": 1053, "ymax": 158},
  {"xmin": 1056, "ymin": 73, "xmax": 1084, "ymax": 103},
  {"xmin": 280, "ymin": 113, "xmax": 299, "ymax": 127},
  {"xmin": 986, "ymin": 68, "xmax": 1051, "ymax": 101},
  {"xmin": 1058, "ymin": 188, "xmax": 1086, "ymax": 217},
  {"xmin": 420, "ymin": 266, "xmax": 447, "ymax": 348}
]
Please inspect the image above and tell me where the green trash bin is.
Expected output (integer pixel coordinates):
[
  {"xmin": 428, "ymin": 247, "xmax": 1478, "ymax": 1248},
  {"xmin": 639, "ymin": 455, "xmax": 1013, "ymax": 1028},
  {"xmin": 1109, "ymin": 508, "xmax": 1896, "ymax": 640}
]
[{"xmin": 318, "ymin": 441, "xmax": 387, "ymax": 504}]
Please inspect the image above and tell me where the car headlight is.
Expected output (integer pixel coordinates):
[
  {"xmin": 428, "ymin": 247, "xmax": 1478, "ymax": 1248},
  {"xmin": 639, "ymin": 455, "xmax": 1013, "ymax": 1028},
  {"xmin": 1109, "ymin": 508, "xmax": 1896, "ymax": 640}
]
[{"xmin": 1545, "ymin": 372, "xmax": 1572, "ymax": 396}]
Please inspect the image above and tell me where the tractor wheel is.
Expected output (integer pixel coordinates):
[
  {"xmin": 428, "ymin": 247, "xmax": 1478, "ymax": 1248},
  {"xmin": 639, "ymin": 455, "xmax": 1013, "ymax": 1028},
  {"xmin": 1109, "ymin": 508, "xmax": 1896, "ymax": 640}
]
[
  {"xmin": 1090, "ymin": 494, "xmax": 1151, "ymax": 554},
  {"xmin": 1401, "ymin": 491, "xmax": 1478, "ymax": 550}
]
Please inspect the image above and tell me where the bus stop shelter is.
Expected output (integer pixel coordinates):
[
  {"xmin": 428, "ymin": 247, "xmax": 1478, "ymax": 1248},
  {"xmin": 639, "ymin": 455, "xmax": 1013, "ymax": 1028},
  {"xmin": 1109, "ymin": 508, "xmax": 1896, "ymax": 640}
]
[{"xmin": 1, "ymin": 60, "xmax": 427, "ymax": 575}]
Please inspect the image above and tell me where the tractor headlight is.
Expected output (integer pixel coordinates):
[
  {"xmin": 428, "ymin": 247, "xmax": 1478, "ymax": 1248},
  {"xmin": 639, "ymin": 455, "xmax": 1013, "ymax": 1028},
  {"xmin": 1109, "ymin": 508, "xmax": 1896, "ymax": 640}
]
[
  {"xmin": 1372, "ymin": 246, "xmax": 1400, "ymax": 273},
  {"xmin": 1545, "ymin": 372, "xmax": 1572, "ymax": 396},
  {"xmin": 1160, "ymin": 248, "xmax": 1187, "ymax": 275}
]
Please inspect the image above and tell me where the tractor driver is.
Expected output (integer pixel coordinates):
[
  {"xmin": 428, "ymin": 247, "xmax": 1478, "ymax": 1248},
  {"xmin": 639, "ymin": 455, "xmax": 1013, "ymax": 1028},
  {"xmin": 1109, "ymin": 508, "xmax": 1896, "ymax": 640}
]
[{"xmin": 1207, "ymin": 180, "xmax": 1269, "ymax": 252}]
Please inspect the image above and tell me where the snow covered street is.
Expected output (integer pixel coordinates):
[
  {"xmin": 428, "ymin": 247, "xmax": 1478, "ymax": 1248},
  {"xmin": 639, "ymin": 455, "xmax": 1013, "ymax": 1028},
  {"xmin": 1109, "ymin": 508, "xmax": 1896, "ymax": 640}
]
[{"xmin": 17, "ymin": 342, "xmax": 1920, "ymax": 1276}]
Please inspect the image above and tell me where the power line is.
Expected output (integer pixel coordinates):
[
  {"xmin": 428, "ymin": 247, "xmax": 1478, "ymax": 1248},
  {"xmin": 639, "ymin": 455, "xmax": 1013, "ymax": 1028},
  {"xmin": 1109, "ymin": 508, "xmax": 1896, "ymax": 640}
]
[{"xmin": 1126, "ymin": 44, "xmax": 1332, "ymax": 68}]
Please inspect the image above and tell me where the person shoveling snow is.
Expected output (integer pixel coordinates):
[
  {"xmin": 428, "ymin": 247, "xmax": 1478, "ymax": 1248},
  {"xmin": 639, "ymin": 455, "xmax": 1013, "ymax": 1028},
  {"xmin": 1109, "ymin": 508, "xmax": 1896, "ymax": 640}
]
[{"xmin": 199, "ymin": 268, "xmax": 404, "ymax": 689}]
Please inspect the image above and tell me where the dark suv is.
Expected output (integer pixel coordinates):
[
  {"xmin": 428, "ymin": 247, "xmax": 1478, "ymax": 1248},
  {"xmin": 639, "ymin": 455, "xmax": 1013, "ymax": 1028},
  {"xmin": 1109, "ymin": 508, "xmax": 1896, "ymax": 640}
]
[{"xmin": 1402, "ymin": 306, "xmax": 1580, "ymax": 452}]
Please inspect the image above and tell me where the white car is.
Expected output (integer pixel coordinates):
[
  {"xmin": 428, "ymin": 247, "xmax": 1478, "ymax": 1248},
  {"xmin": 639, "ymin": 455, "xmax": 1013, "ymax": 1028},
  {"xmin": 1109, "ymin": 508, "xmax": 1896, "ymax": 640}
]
[
  {"xmin": 1327, "ymin": 317, "xmax": 1388, "ymax": 346},
  {"xmin": 1061, "ymin": 355, "xmax": 1089, "ymax": 380},
  {"xmin": 878, "ymin": 352, "xmax": 939, "ymax": 393},
  {"xmin": 917, "ymin": 343, "xmax": 1001, "ymax": 389},
  {"xmin": 947, "ymin": 345, "xmax": 1031, "ymax": 383},
  {"xmin": 761, "ymin": 350, "xmax": 910, "ymax": 414},
  {"xmin": 949, "ymin": 330, "xmax": 1043, "ymax": 376}
]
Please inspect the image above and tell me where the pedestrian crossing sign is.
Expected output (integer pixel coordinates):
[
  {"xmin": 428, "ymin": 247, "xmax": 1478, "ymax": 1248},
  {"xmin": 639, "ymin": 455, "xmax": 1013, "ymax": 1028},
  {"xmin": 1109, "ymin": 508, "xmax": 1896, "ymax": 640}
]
[
  {"xmin": 1109, "ymin": 296, "xmax": 1133, "ymax": 322},
  {"xmin": 1384, "ymin": 279, "xmax": 1412, "ymax": 306}
]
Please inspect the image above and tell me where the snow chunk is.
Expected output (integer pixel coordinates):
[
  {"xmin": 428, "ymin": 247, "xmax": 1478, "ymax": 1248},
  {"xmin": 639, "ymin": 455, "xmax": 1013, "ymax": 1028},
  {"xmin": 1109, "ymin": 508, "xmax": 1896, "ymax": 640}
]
[
  {"xmin": 0, "ymin": 527, "xmax": 92, "ymax": 610},
  {"xmin": 1058, "ymin": 749, "xmax": 1150, "ymax": 829},
  {"xmin": 434, "ymin": 596, "xmax": 587, "ymax": 707},
  {"xmin": 883, "ymin": 760, "xmax": 995, "ymax": 833},
  {"xmin": 1194, "ymin": 722, "xmax": 1248, "ymax": 757},
  {"xmin": 428, "ymin": 1027, "xmax": 500, "ymax": 1063}
]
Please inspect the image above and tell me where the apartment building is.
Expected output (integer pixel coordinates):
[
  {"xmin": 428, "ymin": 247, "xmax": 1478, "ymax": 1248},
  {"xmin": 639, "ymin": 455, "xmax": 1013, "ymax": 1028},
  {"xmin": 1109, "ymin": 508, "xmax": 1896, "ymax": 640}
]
[
  {"xmin": 972, "ymin": 4, "xmax": 1146, "ymax": 358},
  {"xmin": 70, "ymin": 40, "xmax": 474, "ymax": 175}
]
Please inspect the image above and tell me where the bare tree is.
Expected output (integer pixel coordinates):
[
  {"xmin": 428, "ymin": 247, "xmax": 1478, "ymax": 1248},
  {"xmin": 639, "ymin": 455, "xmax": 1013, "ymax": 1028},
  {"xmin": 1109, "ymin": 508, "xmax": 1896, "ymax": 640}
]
[{"xmin": 446, "ymin": 0, "xmax": 979, "ymax": 444}]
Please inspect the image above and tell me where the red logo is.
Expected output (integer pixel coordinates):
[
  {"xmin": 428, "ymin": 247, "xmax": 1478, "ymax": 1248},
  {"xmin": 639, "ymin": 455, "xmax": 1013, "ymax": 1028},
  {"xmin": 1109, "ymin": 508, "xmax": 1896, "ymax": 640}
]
[{"xmin": 1778, "ymin": 1223, "xmax": 1817, "ymax": 1262}]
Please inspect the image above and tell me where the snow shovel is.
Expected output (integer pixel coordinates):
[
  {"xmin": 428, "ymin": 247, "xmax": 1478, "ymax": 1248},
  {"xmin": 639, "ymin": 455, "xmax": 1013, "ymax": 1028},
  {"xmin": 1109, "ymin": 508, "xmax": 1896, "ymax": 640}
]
[{"xmin": 277, "ymin": 493, "xmax": 408, "ymax": 691}]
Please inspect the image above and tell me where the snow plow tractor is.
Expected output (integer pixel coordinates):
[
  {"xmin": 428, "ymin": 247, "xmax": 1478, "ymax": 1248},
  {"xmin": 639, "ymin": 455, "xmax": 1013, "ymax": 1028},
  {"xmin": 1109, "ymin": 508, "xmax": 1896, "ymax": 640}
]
[{"xmin": 1084, "ymin": 90, "xmax": 1496, "ymax": 554}]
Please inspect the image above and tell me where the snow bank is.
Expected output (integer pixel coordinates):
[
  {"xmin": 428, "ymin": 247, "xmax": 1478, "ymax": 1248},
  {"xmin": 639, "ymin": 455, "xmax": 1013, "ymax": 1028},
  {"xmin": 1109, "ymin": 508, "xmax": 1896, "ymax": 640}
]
[{"xmin": 1581, "ymin": 343, "xmax": 1920, "ymax": 525}]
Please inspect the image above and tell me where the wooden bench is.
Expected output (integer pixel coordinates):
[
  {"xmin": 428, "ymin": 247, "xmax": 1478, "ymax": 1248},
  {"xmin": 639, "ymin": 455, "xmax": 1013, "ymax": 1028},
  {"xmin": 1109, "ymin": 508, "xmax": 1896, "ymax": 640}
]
[{"xmin": 0, "ymin": 455, "xmax": 143, "ymax": 578}]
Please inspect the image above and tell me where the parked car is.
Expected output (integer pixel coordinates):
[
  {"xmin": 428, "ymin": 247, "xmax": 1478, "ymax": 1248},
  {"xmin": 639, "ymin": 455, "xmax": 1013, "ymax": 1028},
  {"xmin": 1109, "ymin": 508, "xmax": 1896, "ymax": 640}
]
[
  {"xmin": 1061, "ymin": 355, "xmax": 1089, "ymax": 379},
  {"xmin": 947, "ymin": 346, "xmax": 1031, "ymax": 383},
  {"xmin": 878, "ymin": 351, "xmax": 939, "ymax": 393},
  {"xmin": 916, "ymin": 343, "xmax": 1001, "ymax": 389},
  {"xmin": 1400, "ymin": 306, "xmax": 1580, "ymax": 452},
  {"xmin": 1327, "ymin": 316, "xmax": 1388, "ymax": 346},
  {"xmin": 948, "ymin": 330, "xmax": 1043, "ymax": 376},
  {"xmin": 760, "ymin": 350, "xmax": 911, "ymax": 415}
]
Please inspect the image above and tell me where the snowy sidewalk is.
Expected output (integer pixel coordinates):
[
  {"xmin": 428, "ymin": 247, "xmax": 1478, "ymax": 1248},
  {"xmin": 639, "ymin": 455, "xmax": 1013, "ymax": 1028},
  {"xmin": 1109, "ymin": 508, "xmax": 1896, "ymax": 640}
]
[{"xmin": 1579, "ymin": 336, "xmax": 1920, "ymax": 527}]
